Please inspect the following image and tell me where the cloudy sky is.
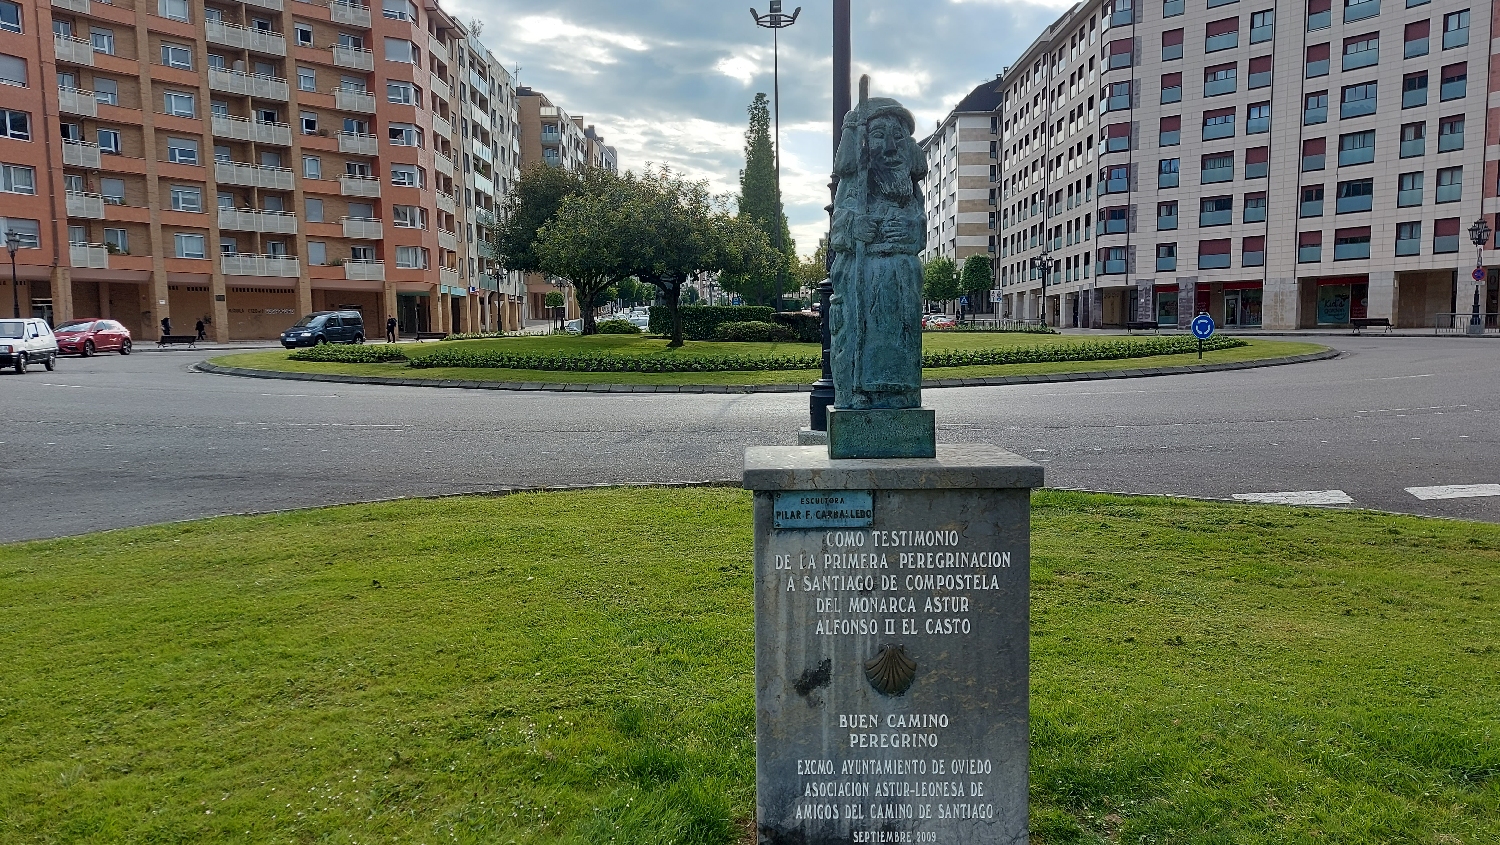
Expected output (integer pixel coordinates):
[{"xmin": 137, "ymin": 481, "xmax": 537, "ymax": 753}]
[{"xmin": 441, "ymin": 0, "xmax": 1073, "ymax": 257}]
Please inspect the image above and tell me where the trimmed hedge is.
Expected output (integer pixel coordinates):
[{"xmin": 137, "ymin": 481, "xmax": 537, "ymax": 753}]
[
  {"xmin": 596, "ymin": 319, "xmax": 643, "ymax": 335},
  {"xmin": 771, "ymin": 312, "xmax": 822, "ymax": 343},
  {"xmin": 714, "ymin": 321, "xmax": 797, "ymax": 342},
  {"xmin": 288, "ymin": 344, "xmax": 409, "ymax": 363},
  {"xmin": 404, "ymin": 335, "xmax": 1246, "ymax": 373},
  {"xmin": 648, "ymin": 305, "xmax": 775, "ymax": 339}
]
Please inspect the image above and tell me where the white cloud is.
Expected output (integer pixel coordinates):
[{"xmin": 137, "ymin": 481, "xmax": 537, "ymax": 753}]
[{"xmin": 715, "ymin": 55, "xmax": 760, "ymax": 85}]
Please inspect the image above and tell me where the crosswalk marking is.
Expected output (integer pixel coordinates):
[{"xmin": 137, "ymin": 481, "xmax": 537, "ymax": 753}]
[
  {"xmin": 1232, "ymin": 490, "xmax": 1354, "ymax": 506},
  {"xmin": 1405, "ymin": 484, "xmax": 1500, "ymax": 501}
]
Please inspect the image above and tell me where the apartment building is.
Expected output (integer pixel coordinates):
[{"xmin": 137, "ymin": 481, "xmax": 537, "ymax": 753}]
[
  {"xmin": 995, "ymin": 0, "xmax": 1492, "ymax": 330},
  {"xmin": 456, "ymin": 36, "xmax": 524, "ymax": 332},
  {"xmin": 919, "ymin": 76, "xmax": 1004, "ymax": 314},
  {"xmin": 0, "ymin": 0, "xmax": 520, "ymax": 340}
]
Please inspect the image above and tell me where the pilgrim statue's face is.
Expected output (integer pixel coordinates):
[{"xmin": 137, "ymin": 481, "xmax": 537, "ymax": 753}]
[{"xmin": 867, "ymin": 115, "xmax": 909, "ymax": 177}]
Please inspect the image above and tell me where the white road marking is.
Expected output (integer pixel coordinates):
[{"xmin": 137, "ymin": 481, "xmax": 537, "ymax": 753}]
[
  {"xmin": 1233, "ymin": 490, "xmax": 1355, "ymax": 505},
  {"xmin": 1405, "ymin": 484, "xmax": 1500, "ymax": 501}
]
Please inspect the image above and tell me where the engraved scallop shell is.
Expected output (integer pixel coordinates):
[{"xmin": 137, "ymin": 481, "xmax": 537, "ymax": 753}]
[{"xmin": 863, "ymin": 644, "xmax": 917, "ymax": 696}]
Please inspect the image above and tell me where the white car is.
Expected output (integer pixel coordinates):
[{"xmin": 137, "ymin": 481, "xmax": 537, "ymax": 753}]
[
  {"xmin": 626, "ymin": 312, "xmax": 651, "ymax": 329},
  {"xmin": 0, "ymin": 318, "xmax": 58, "ymax": 373}
]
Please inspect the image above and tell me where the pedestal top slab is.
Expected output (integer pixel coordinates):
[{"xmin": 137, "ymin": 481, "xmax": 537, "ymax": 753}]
[{"xmin": 743, "ymin": 444, "xmax": 1044, "ymax": 492}]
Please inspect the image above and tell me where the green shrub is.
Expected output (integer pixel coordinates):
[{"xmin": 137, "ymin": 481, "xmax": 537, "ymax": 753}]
[
  {"xmin": 648, "ymin": 305, "xmax": 775, "ymax": 339},
  {"xmin": 713, "ymin": 321, "xmax": 797, "ymax": 343},
  {"xmin": 287, "ymin": 344, "xmax": 408, "ymax": 363},
  {"xmin": 771, "ymin": 312, "xmax": 821, "ymax": 343},
  {"xmin": 597, "ymin": 319, "xmax": 643, "ymax": 335},
  {"xmin": 445, "ymin": 332, "xmax": 508, "ymax": 341}
]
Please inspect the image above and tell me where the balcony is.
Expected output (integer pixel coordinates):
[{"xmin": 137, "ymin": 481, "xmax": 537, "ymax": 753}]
[
  {"xmin": 1403, "ymin": 86, "xmax": 1427, "ymax": 108},
  {"xmin": 1098, "ymin": 259, "xmax": 1127, "ymax": 275},
  {"xmin": 330, "ymin": 0, "xmax": 372, "ymax": 27},
  {"xmin": 1301, "ymin": 199, "xmax": 1324, "ymax": 217},
  {"xmin": 1160, "ymin": 130, "xmax": 1180, "ymax": 146},
  {"xmin": 54, "ymin": 34, "xmax": 95, "ymax": 66},
  {"xmin": 1198, "ymin": 254, "xmax": 1231, "ymax": 270},
  {"xmin": 1246, "ymin": 161, "xmax": 1268, "ymax": 178},
  {"xmin": 340, "ymin": 174, "xmax": 381, "ymax": 197},
  {"xmin": 1158, "ymin": 173, "xmax": 1178, "ymax": 188},
  {"xmin": 337, "ymin": 131, "xmax": 378, "ymax": 155},
  {"xmin": 344, "ymin": 259, "xmax": 385, "ymax": 281},
  {"xmin": 341, "ymin": 217, "xmax": 384, "ymax": 239},
  {"xmin": 1436, "ymin": 183, "xmax": 1461, "ymax": 203},
  {"xmin": 440, "ymin": 266, "xmax": 461, "ymax": 288},
  {"xmin": 1205, "ymin": 78, "xmax": 1236, "ymax": 97},
  {"xmin": 1344, "ymin": 49, "xmax": 1378, "ymax": 71},
  {"xmin": 1442, "ymin": 27, "xmax": 1468, "ymax": 49},
  {"xmin": 436, "ymin": 191, "xmax": 456, "ymax": 214},
  {"xmin": 1400, "ymin": 138, "xmax": 1425, "ymax": 157},
  {"xmin": 1339, "ymin": 146, "xmax": 1374, "ymax": 166},
  {"xmin": 209, "ymin": 67, "xmax": 289, "ymax": 100},
  {"xmin": 63, "ymin": 140, "xmax": 100, "ymax": 168},
  {"xmin": 1200, "ymin": 209, "xmax": 1233, "ymax": 227},
  {"xmin": 472, "ymin": 139, "xmax": 493, "ymax": 163},
  {"xmin": 58, "ymin": 87, "xmax": 97, "ymax": 117},
  {"xmin": 1306, "ymin": 59, "xmax": 1329, "ymax": 78},
  {"xmin": 243, "ymin": 0, "xmax": 284, "ymax": 10},
  {"xmin": 1308, "ymin": 9, "xmax": 1331, "ymax": 29},
  {"xmin": 1304, "ymin": 106, "xmax": 1328, "ymax": 125},
  {"xmin": 1395, "ymin": 236, "xmax": 1420, "ymax": 256},
  {"xmin": 1340, "ymin": 99, "xmax": 1376, "ymax": 119},
  {"xmin": 1344, "ymin": 0, "xmax": 1379, "ymax": 21},
  {"xmin": 222, "ymin": 254, "xmax": 300, "ymax": 277},
  {"xmin": 1404, "ymin": 37, "xmax": 1428, "ymax": 58},
  {"xmin": 1298, "ymin": 245, "xmax": 1322, "ymax": 262},
  {"xmin": 432, "ymin": 115, "xmax": 452, "ymax": 138},
  {"xmin": 1205, "ymin": 32, "xmax": 1238, "ymax": 52},
  {"xmin": 1434, "ymin": 235, "xmax": 1458, "ymax": 253},
  {"xmin": 1163, "ymin": 0, "xmax": 1183, "ymax": 14},
  {"xmin": 1157, "ymin": 214, "xmax": 1178, "ymax": 230},
  {"xmin": 1105, "ymin": 93, "xmax": 1133, "ymax": 111},
  {"xmin": 66, "ymin": 191, "xmax": 105, "ymax": 219},
  {"xmin": 69, "ymin": 243, "xmax": 108, "ymax": 269},
  {"xmin": 1249, "ymin": 69, "xmax": 1272, "ymax": 88},
  {"xmin": 1397, "ymin": 187, "xmax": 1423, "ymax": 206},
  {"xmin": 1244, "ymin": 204, "xmax": 1267, "ymax": 223},
  {"xmin": 1438, "ymin": 132, "xmax": 1463, "ymax": 153},
  {"xmin": 438, "ymin": 228, "xmax": 458, "ymax": 251},
  {"xmin": 1440, "ymin": 79, "xmax": 1466, "ymax": 101},
  {"xmin": 470, "ymin": 106, "xmax": 491, "ymax": 133},
  {"xmin": 53, "ymin": 0, "xmax": 90, "ymax": 12},
  {"xmin": 206, "ymin": 21, "xmax": 286, "ymax": 56},
  {"xmin": 1246, "ymin": 115, "xmax": 1269, "ymax": 134},
  {"xmin": 429, "ymin": 72, "xmax": 451, "ymax": 101},
  {"xmin": 1336, "ymin": 193, "xmax": 1373, "ymax": 213},
  {"xmin": 219, "ymin": 207, "xmax": 299, "ymax": 234},
  {"xmin": 1303, "ymin": 154, "xmax": 1325, "ymax": 172},
  {"xmin": 429, "ymin": 32, "xmax": 447, "ymax": 57},
  {"xmin": 1201, "ymin": 166, "xmax": 1233, "ymax": 184},
  {"xmin": 1250, "ymin": 23, "xmax": 1273, "ymax": 42},
  {"xmin": 332, "ymin": 44, "xmax": 375, "ymax": 71},
  {"xmin": 540, "ymin": 129, "xmax": 562, "ymax": 146},
  {"xmin": 215, "ymin": 160, "xmax": 295, "ymax": 190},
  {"xmin": 335, "ymin": 87, "xmax": 376, "ymax": 113},
  {"xmin": 433, "ymin": 151, "xmax": 454, "ymax": 177},
  {"xmin": 1334, "ymin": 240, "xmax": 1371, "ymax": 260},
  {"xmin": 1156, "ymin": 256, "xmax": 1177, "ymax": 271},
  {"xmin": 213, "ymin": 114, "xmax": 292, "ymax": 146}
]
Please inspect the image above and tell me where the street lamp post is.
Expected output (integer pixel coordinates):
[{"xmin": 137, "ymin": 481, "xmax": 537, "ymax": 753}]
[
  {"xmin": 1029, "ymin": 250, "xmax": 1055, "ymax": 328},
  {"xmin": 751, "ymin": 1, "xmax": 801, "ymax": 314},
  {"xmin": 6, "ymin": 230, "xmax": 20, "ymax": 319},
  {"xmin": 1468, "ymin": 217, "xmax": 1490, "ymax": 334},
  {"xmin": 809, "ymin": 0, "xmax": 849, "ymax": 433}
]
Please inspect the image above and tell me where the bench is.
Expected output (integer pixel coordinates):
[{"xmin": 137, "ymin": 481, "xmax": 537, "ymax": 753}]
[
  {"xmin": 1125, "ymin": 321, "xmax": 1159, "ymax": 334},
  {"xmin": 414, "ymin": 331, "xmax": 449, "ymax": 342},
  {"xmin": 157, "ymin": 334, "xmax": 198, "ymax": 347},
  {"xmin": 1350, "ymin": 317, "xmax": 1391, "ymax": 334}
]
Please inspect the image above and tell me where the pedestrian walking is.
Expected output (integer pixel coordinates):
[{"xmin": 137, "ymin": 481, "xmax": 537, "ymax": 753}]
[
  {"xmin": 386, "ymin": 316, "xmax": 398, "ymax": 343},
  {"xmin": 160, "ymin": 316, "xmax": 171, "ymax": 337},
  {"xmin": 195, "ymin": 319, "xmax": 206, "ymax": 341}
]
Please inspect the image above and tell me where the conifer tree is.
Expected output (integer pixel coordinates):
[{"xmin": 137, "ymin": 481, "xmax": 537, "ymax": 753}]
[{"xmin": 737, "ymin": 93, "xmax": 794, "ymax": 304}]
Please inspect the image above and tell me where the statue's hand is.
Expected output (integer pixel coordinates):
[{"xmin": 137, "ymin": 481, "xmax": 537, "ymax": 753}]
[
  {"xmin": 879, "ymin": 218, "xmax": 910, "ymax": 241},
  {"xmin": 854, "ymin": 215, "xmax": 880, "ymax": 243}
]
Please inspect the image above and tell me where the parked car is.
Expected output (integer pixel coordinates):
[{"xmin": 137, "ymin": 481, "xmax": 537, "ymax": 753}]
[
  {"xmin": 54, "ymin": 319, "xmax": 133, "ymax": 356},
  {"xmin": 280, "ymin": 311, "xmax": 366, "ymax": 348},
  {"xmin": 563, "ymin": 318, "xmax": 583, "ymax": 334},
  {"xmin": 923, "ymin": 313, "xmax": 956, "ymax": 329},
  {"xmin": 0, "ymin": 318, "xmax": 58, "ymax": 373},
  {"xmin": 625, "ymin": 312, "xmax": 651, "ymax": 329}
]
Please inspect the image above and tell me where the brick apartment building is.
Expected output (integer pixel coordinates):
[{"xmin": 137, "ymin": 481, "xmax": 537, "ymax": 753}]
[
  {"xmin": 0, "ymin": 0, "xmax": 532, "ymax": 340},
  {"xmin": 988, "ymin": 0, "xmax": 1496, "ymax": 330}
]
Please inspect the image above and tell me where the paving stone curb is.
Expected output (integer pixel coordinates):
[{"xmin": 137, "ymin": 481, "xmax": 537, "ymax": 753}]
[{"xmin": 194, "ymin": 349, "xmax": 1340, "ymax": 393}]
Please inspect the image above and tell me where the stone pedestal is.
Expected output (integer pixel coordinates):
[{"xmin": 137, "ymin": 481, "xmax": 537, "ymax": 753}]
[{"xmin": 744, "ymin": 445, "xmax": 1043, "ymax": 845}]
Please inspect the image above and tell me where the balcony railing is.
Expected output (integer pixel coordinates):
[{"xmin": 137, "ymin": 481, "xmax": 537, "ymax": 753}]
[
  {"xmin": 1344, "ymin": 0, "xmax": 1378, "ymax": 21},
  {"xmin": 1405, "ymin": 37, "xmax": 1428, "ymax": 58},
  {"xmin": 1442, "ymin": 27, "xmax": 1468, "ymax": 49},
  {"xmin": 428, "ymin": 32, "xmax": 447, "ymax": 57},
  {"xmin": 209, "ymin": 67, "xmax": 289, "ymax": 100},
  {"xmin": 1440, "ymin": 79, "xmax": 1466, "ymax": 100},
  {"xmin": 215, "ymin": 160, "xmax": 295, "ymax": 190},
  {"xmin": 213, "ymin": 114, "xmax": 292, "ymax": 146},
  {"xmin": 332, "ymin": 44, "xmax": 375, "ymax": 71},
  {"xmin": 1157, "ymin": 214, "xmax": 1178, "ymax": 230},
  {"xmin": 1301, "ymin": 199, "xmax": 1324, "ymax": 217},
  {"xmin": 344, "ymin": 259, "xmax": 385, "ymax": 281},
  {"xmin": 243, "ymin": 0, "xmax": 284, "ymax": 10},
  {"xmin": 1304, "ymin": 106, "xmax": 1328, "ymax": 125},
  {"xmin": 66, "ymin": 191, "xmax": 105, "ymax": 219},
  {"xmin": 222, "ymin": 253, "xmax": 300, "ymax": 277},
  {"xmin": 1336, "ymin": 193, "xmax": 1373, "ymax": 213},
  {"xmin": 1298, "ymin": 245, "xmax": 1322, "ymax": 262},
  {"xmin": 432, "ymin": 115, "xmax": 452, "ymax": 138},
  {"xmin": 335, "ymin": 87, "xmax": 376, "ymax": 113},
  {"xmin": 1395, "ymin": 237, "xmax": 1420, "ymax": 256},
  {"xmin": 1249, "ymin": 69, "xmax": 1271, "ymax": 89},
  {"xmin": 58, "ymin": 87, "xmax": 97, "ymax": 117},
  {"xmin": 1397, "ymin": 187, "xmax": 1423, "ymax": 206},
  {"xmin": 1340, "ymin": 98, "xmax": 1377, "ymax": 119},
  {"xmin": 1339, "ymin": 147, "xmax": 1375, "ymax": 166},
  {"xmin": 433, "ymin": 151, "xmax": 454, "ymax": 177},
  {"xmin": 1244, "ymin": 250, "xmax": 1265, "ymax": 266},
  {"xmin": 440, "ymin": 266, "xmax": 461, "ymax": 287},
  {"xmin": 54, "ymin": 34, "xmax": 95, "ymax": 65},
  {"xmin": 1199, "ymin": 209, "xmax": 1232, "ymax": 226},
  {"xmin": 1434, "ymin": 235, "xmax": 1459, "ymax": 253},
  {"xmin": 53, "ymin": 0, "xmax": 90, "ymax": 12},
  {"xmin": 429, "ymin": 72, "xmax": 451, "ymax": 101},
  {"xmin": 1205, "ymin": 78, "xmax": 1236, "ymax": 97},
  {"xmin": 218, "ymin": 207, "xmax": 299, "ymax": 233},
  {"xmin": 1400, "ymin": 138, "xmax": 1425, "ymax": 157},
  {"xmin": 1205, "ymin": 32, "xmax": 1238, "ymax": 52},
  {"xmin": 69, "ymin": 243, "xmax": 108, "ymax": 269},
  {"xmin": 438, "ymin": 228, "xmax": 458, "ymax": 251},
  {"xmin": 1403, "ymin": 86, "xmax": 1427, "ymax": 108},
  {"xmin": 341, "ymin": 217, "xmax": 384, "ymax": 239},
  {"xmin": 1203, "ymin": 121, "xmax": 1235, "ymax": 141},
  {"xmin": 1438, "ymin": 132, "xmax": 1464, "ymax": 153},
  {"xmin": 1250, "ymin": 24, "xmax": 1273, "ymax": 42},
  {"xmin": 1097, "ymin": 259, "xmax": 1127, "ymax": 275},
  {"xmin": 1246, "ymin": 160, "xmax": 1268, "ymax": 178},
  {"xmin": 1334, "ymin": 240, "xmax": 1371, "ymax": 260},
  {"xmin": 1198, "ymin": 254, "xmax": 1231, "ymax": 269},
  {"xmin": 1343, "ymin": 49, "xmax": 1378, "ymax": 71},
  {"xmin": 1244, "ymin": 205, "xmax": 1267, "ymax": 222},
  {"xmin": 1306, "ymin": 59, "xmax": 1329, "ymax": 78},
  {"xmin": 63, "ymin": 140, "xmax": 100, "ymax": 168},
  {"xmin": 1308, "ymin": 9, "xmax": 1331, "ymax": 29},
  {"xmin": 1163, "ymin": 0, "xmax": 1184, "ymax": 14},
  {"xmin": 1156, "ymin": 256, "xmax": 1177, "ymax": 271},
  {"xmin": 1436, "ymin": 183, "xmax": 1462, "ymax": 203},
  {"xmin": 206, "ymin": 21, "xmax": 286, "ymax": 56},
  {"xmin": 330, "ymin": 0, "xmax": 372, "ymax": 27},
  {"xmin": 1201, "ymin": 166, "xmax": 1233, "ymax": 184},
  {"xmin": 339, "ymin": 174, "xmax": 381, "ymax": 197},
  {"xmin": 1303, "ymin": 153, "xmax": 1325, "ymax": 171},
  {"xmin": 436, "ymin": 191, "xmax": 456, "ymax": 214},
  {"xmin": 337, "ymin": 131, "xmax": 378, "ymax": 155}
]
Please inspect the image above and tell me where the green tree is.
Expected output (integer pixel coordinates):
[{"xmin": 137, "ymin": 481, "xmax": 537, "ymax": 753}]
[
  {"xmin": 738, "ymin": 94, "xmax": 794, "ymax": 295},
  {"xmin": 958, "ymin": 255, "xmax": 993, "ymax": 316},
  {"xmin": 716, "ymin": 213, "xmax": 785, "ymax": 307},
  {"xmin": 542, "ymin": 289, "xmax": 565, "ymax": 328},
  {"xmin": 626, "ymin": 166, "xmax": 722, "ymax": 347},
  {"xmin": 534, "ymin": 170, "xmax": 640, "ymax": 335},
  {"xmin": 793, "ymin": 236, "xmax": 830, "ymax": 288},
  {"xmin": 922, "ymin": 256, "xmax": 960, "ymax": 305},
  {"xmin": 487, "ymin": 164, "xmax": 582, "ymax": 275}
]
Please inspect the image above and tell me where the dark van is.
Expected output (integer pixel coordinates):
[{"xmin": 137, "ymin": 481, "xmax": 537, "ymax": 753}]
[{"xmin": 280, "ymin": 311, "xmax": 366, "ymax": 348}]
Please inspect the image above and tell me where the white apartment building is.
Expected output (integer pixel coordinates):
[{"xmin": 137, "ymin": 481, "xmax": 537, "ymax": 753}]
[
  {"xmin": 456, "ymin": 39, "xmax": 525, "ymax": 330},
  {"xmin": 920, "ymin": 78, "xmax": 1004, "ymax": 316},
  {"xmin": 996, "ymin": 0, "xmax": 1492, "ymax": 330}
]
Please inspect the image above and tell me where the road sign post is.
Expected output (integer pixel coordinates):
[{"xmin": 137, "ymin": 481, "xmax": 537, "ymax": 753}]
[{"xmin": 1191, "ymin": 312, "xmax": 1216, "ymax": 359}]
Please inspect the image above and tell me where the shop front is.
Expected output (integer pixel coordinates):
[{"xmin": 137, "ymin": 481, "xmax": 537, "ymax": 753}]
[
  {"xmin": 1305, "ymin": 275, "xmax": 1368, "ymax": 326},
  {"xmin": 1154, "ymin": 284, "xmax": 1179, "ymax": 327},
  {"xmin": 1191, "ymin": 281, "xmax": 1264, "ymax": 328}
]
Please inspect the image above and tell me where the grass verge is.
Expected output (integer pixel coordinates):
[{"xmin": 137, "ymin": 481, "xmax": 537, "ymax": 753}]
[
  {"xmin": 210, "ymin": 335, "xmax": 1327, "ymax": 386},
  {"xmin": 1, "ymin": 489, "xmax": 1496, "ymax": 843}
]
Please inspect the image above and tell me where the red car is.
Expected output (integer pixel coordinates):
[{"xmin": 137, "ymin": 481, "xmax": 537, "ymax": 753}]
[{"xmin": 54, "ymin": 319, "xmax": 133, "ymax": 356}]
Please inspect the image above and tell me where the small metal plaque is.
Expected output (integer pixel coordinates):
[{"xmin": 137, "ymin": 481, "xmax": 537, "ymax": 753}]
[{"xmin": 772, "ymin": 490, "xmax": 873, "ymax": 529}]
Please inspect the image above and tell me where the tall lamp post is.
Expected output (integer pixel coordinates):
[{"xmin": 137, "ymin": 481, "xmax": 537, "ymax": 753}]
[
  {"xmin": 751, "ymin": 1, "xmax": 800, "ymax": 313},
  {"xmin": 6, "ymin": 230, "xmax": 20, "ymax": 319},
  {"xmin": 1029, "ymin": 250, "xmax": 1055, "ymax": 328},
  {"xmin": 809, "ymin": 0, "xmax": 849, "ymax": 433},
  {"xmin": 1468, "ymin": 217, "xmax": 1490, "ymax": 334}
]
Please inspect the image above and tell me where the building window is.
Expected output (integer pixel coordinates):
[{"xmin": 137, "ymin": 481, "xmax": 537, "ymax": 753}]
[
  {"xmin": 1303, "ymin": 138, "xmax": 1326, "ymax": 171},
  {"xmin": 1340, "ymin": 82, "xmax": 1378, "ymax": 118},
  {"xmin": 1200, "ymin": 195, "xmax": 1233, "ymax": 227},
  {"xmin": 1157, "ymin": 201, "xmax": 1179, "ymax": 230},
  {"xmin": 174, "ymin": 232, "xmax": 206, "ymax": 259},
  {"xmin": 1250, "ymin": 9, "xmax": 1274, "ymax": 41},
  {"xmin": 0, "ymin": 217, "xmax": 39, "ymax": 247},
  {"xmin": 1243, "ymin": 236, "xmax": 1266, "ymax": 266},
  {"xmin": 100, "ymin": 178, "xmax": 124, "ymax": 204},
  {"xmin": 1248, "ymin": 56, "xmax": 1273, "ymax": 88},
  {"xmin": 170, "ymin": 185, "xmax": 202, "ymax": 212},
  {"xmin": 1159, "ymin": 115, "xmax": 1181, "ymax": 146},
  {"xmin": 388, "ymin": 81, "xmax": 417, "ymax": 104},
  {"xmin": 1337, "ymin": 130, "xmax": 1375, "ymax": 165},
  {"xmin": 1162, "ymin": 29, "xmax": 1184, "ymax": 60},
  {"xmin": 1201, "ymin": 153, "xmax": 1234, "ymax": 183},
  {"xmin": 163, "ymin": 91, "xmax": 195, "ymax": 118},
  {"xmin": 1306, "ymin": 42, "xmax": 1330, "ymax": 77},
  {"xmin": 1308, "ymin": 0, "xmax": 1332, "ymax": 29},
  {"xmin": 396, "ymin": 245, "xmax": 428, "ymax": 269},
  {"xmin": 384, "ymin": 37, "xmax": 416, "ymax": 63},
  {"xmin": 1344, "ymin": 0, "xmax": 1379, "ymax": 22},
  {"xmin": 1403, "ymin": 72, "xmax": 1428, "ymax": 108},
  {"xmin": 1442, "ymin": 10, "xmax": 1469, "ymax": 49},
  {"xmin": 391, "ymin": 163, "xmax": 418, "ymax": 186},
  {"xmin": 1205, "ymin": 18, "xmax": 1239, "ymax": 52},
  {"xmin": 1245, "ymin": 146, "xmax": 1269, "ymax": 178},
  {"xmin": 0, "ymin": 1, "xmax": 19, "ymax": 34},
  {"xmin": 1440, "ymin": 63, "xmax": 1466, "ymax": 100},
  {"xmin": 1246, "ymin": 102, "xmax": 1270, "ymax": 134},
  {"xmin": 1298, "ymin": 231, "xmax": 1323, "ymax": 262},
  {"xmin": 1243, "ymin": 192, "xmax": 1267, "ymax": 222},
  {"xmin": 1343, "ymin": 33, "xmax": 1379, "ymax": 70},
  {"xmin": 392, "ymin": 204, "xmax": 425, "ymax": 228},
  {"xmin": 1105, "ymin": 80, "xmax": 1133, "ymax": 111},
  {"xmin": 1397, "ymin": 171, "xmax": 1424, "ymax": 206},
  {"xmin": 0, "ymin": 163, "xmax": 33, "ymax": 194},
  {"xmin": 104, "ymin": 227, "xmax": 128, "ymax": 253},
  {"xmin": 158, "ymin": 0, "xmax": 190, "ymax": 22},
  {"xmin": 300, "ymin": 111, "xmax": 318, "ymax": 134},
  {"xmin": 90, "ymin": 27, "xmax": 115, "ymax": 55},
  {"xmin": 1436, "ymin": 166, "xmax": 1462, "ymax": 202},
  {"xmin": 1395, "ymin": 221, "xmax": 1421, "ymax": 255},
  {"xmin": 94, "ymin": 79, "xmax": 118, "ymax": 105},
  {"xmin": 0, "ymin": 109, "xmax": 28, "ymax": 141},
  {"xmin": 1404, "ymin": 20, "xmax": 1430, "ymax": 57},
  {"xmin": 1160, "ymin": 74, "xmax": 1181, "ymax": 104},
  {"xmin": 308, "ymin": 241, "xmax": 326, "ymax": 266},
  {"xmin": 0, "ymin": 53, "xmax": 26, "ymax": 88},
  {"xmin": 1334, "ymin": 227, "xmax": 1372, "ymax": 260},
  {"xmin": 388, "ymin": 123, "xmax": 420, "ymax": 146},
  {"xmin": 1158, "ymin": 158, "xmax": 1178, "ymax": 188},
  {"xmin": 161, "ymin": 43, "xmax": 192, "ymax": 70},
  {"xmin": 1203, "ymin": 108, "xmax": 1235, "ymax": 140},
  {"xmin": 298, "ymin": 67, "xmax": 316, "ymax": 92},
  {"xmin": 1204, "ymin": 64, "xmax": 1237, "ymax": 96},
  {"xmin": 1336, "ymin": 178, "xmax": 1374, "ymax": 212},
  {"xmin": 1304, "ymin": 91, "xmax": 1328, "ymax": 124},
  {"xmin": 1198, "ymin": 239, "xmax": 1231, "ymax": 269},
  {"xmin": 1157, "ymin": 243, "xmax": 1177, "ymax": 271},
  {"xmin": 1400, "ymin": 122, "xmax": 1426, "ymax": 157},
  {"xmin": 1301, "ymin": 185, "xmax": 1325, "ymax": 217},
  {"xmin": 1438, "ymin": 116, "xmax": 1465, "ymax": 152},
  {"xmin": 299, "ymin": 156, "xmax": 321, "ymax": 180},
  {"xmin": 295, "ymin": 24, "xmax": 313, "ymax": 47},
  {"xmin": 167, "ymin": 137, "xmax": 199, "ymax": 165},
  {"xmin": 305, "ymin": 197, "xmax": 323, "ymax": 223},
  {"xmin": 97, "ymin": 129, "xmax": 120, "ymax": 154},
  {"xmin": 1433, "ymin": 217, "xmax": 1460, "ymax": 253}
]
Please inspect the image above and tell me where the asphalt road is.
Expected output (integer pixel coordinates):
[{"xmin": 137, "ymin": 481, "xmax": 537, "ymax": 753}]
[{"xmin": 2, "ymin": 336, "xmax": 1498, "ymax": 543}]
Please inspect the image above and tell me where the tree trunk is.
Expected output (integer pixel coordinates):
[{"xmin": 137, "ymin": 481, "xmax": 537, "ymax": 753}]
[
  {"xmin": 575, "ymin": 281, "xmax": 600, "ymax": 335},
  {"xmin": 666, "ymin": 281, "xmax": 684, "ymax": 348}
]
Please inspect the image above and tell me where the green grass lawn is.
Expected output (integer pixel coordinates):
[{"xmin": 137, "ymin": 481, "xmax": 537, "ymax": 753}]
[
  {"xmin": 211, "ymin": 335, "xmax": 1328, "ymax": 386},
  {"xmin": 2, "ymin": 489, "xmax": 1496, "ymax": 844}
]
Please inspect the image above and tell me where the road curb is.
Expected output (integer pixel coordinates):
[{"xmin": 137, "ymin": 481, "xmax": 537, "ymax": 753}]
[{"xmin": 193, "ymin": 349, "xmax": 1340, "ymax": 393}]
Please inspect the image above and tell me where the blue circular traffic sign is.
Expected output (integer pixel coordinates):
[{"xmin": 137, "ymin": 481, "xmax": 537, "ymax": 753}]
[
  {"xmin": 1191, "ymin": 314, "xmax": 1216, "ymax": 340},
  {"xmin": 1473, "ymin": 267, "xmax": 1486, "ymax": 282}
]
